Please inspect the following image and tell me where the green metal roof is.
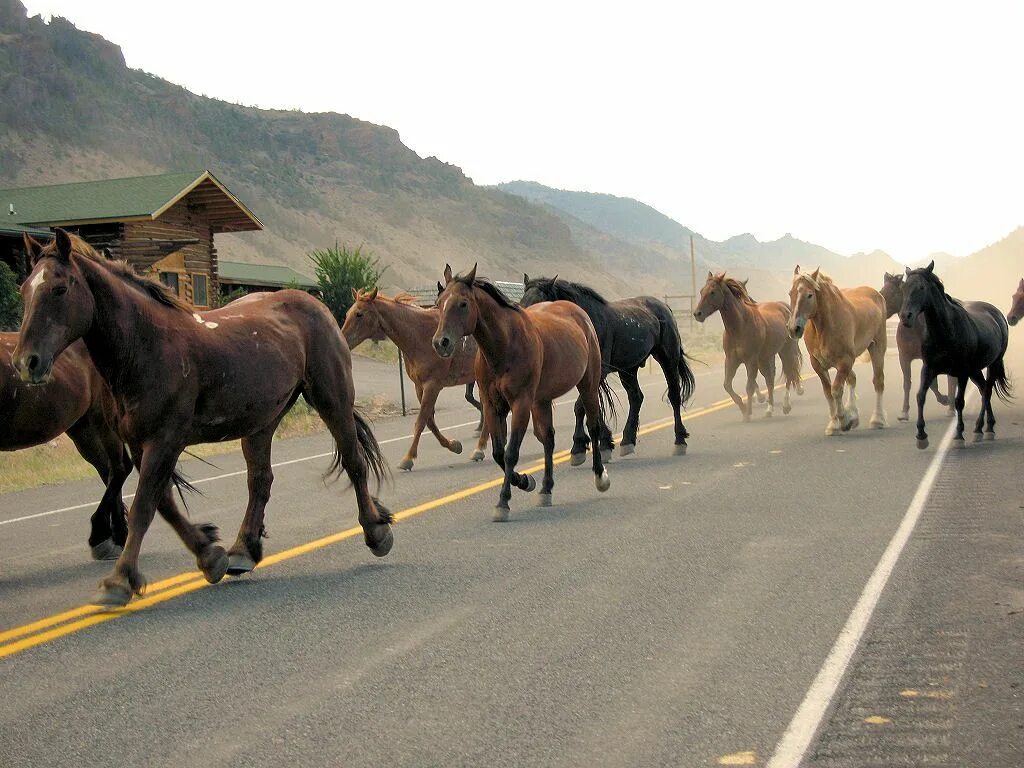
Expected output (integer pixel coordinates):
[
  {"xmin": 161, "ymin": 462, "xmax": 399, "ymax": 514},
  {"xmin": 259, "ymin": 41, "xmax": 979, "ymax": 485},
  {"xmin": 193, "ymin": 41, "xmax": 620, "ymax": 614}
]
[
  {"xmin": 0, "ymin": 170, "xmax": 262, "ymax": 232},
  {"xmin": 218, "ymin": 260, "xmax": 317, "ymax": 290},
  {"xmin": 0, "ymin": 222, "xmax": 51, "ymax": 238}
]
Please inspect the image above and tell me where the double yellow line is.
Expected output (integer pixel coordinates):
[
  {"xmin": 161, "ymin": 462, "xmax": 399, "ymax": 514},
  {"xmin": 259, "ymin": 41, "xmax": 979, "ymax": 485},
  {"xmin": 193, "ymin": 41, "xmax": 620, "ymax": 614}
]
[{"xmin": 0, "ymin": 395, "xmax": 752, "ymax": 659}]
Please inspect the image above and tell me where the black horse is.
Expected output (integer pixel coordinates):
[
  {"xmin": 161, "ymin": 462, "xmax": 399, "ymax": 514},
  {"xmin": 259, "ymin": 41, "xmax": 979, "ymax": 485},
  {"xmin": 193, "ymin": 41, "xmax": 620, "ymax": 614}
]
[
  {"xmin": 899, "ymin": 261, "xmax": 1011, "ymax": 449},
  {"xmin": 521, "ymin": 275, "xmax": 695, "ymax": 458}
]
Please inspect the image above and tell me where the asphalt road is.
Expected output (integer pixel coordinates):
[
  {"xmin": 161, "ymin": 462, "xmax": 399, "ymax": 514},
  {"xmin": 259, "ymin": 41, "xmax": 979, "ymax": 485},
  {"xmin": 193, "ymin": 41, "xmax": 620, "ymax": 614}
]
[{"xmin": 0, "ymin": 341, "xmax": 1020, "ymax": 768}]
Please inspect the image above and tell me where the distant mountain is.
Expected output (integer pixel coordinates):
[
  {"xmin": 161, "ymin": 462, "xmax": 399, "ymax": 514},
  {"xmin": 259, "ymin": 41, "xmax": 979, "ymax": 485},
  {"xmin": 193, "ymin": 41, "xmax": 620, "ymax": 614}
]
[{"xmin": 938, "ymin": 227, "xmax": 1023, "ymax": 306}]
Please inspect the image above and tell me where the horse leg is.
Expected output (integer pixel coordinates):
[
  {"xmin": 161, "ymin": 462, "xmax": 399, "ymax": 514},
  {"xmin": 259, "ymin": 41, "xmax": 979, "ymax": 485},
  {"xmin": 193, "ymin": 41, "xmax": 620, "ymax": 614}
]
[
  {"xmin": 653, "ymin": 346, "xmax": 688, "ymax": 454},
  {"xmin": 579, "ymin": 377, "xmax": 610, "ymax": 492},
  {"xmin": 617, "ymin": 368, "xmax": 643, "ymax": 455},
  {"xmin": 982, "ymin": 368, "xmax": 997, "ymax": 438},
  {"xmin": 531, "ymin": 401, "xmax": 556, "ymax": 506},
  {"xmin": 947, "ymin": 375, "xmax": 968, "ymax": 446},
  {"xmin": 493, "ymin": 401, "xmax": 534, "ymax": 522},
  {"xmin": 898, "ymin": 350, "xmax": 912, "ymax": 421},
  {"xmin": 915, "ymin": 364, "xmax": 936, "ymax": 449},
  {"xmin": 811, "ymin": 357, "xmax": 840, "ymax": 435},
  {"xmin": 465, "ymin": 382, "xmax": 483, "ymax": 435},
  {"xmin": 723, "ymin": 354, "xmax": 746, "ymax": 418},
  {"xmin": 968, "ymin": 370, "xmax": 990, "ymax": 442},
  {"xmin": 225, "ymin": 426, "xmax": 277, "ymax": 575},
  {"xmin": 569, "ymin": 396, "xmax": 589, "ymax": 466},
  {"xmin": 945, "ymin": 376, "xmax": 956, "ymax": 417},
  {"xmin": 760, "ymin": 356, "xmax": 777, "ymax": 417},
  {"xmin": 422, "ymin": 386, "xmax": 463, "ymax": 457},
  {"xmin": 66, "ymin": 417, "xmax": 132, "ymax": 560},
  {"xmin": 742, "ymin": 361, "xmax": 758, "ymax": 422},
  {"xmin": 868, "ymin": 343, "xmax": 887, "ymax": 429},
  {"xmin": 844, "ymin": 368, "xmax": 860, "ymax": 429},
  {"xmin": 398, "ymin": 382, "xmax": 429, "ymax": 471},
  {"xmin": 929, "ymin": 376, "xmax": 950, "ymax": 408}
]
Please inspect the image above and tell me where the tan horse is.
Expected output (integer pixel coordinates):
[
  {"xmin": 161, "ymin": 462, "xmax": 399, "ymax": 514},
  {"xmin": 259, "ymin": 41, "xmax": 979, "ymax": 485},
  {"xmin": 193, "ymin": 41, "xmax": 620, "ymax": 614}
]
[
  {"xmin": 693, "ymin": 272, "xmax": 804, "ymax": 420},
  {"xmin": 787, "ymin": 266, "xmax": 888, "ymax": 435},
  {"xmin": 342, "ymin": 289, "xmax": 489, "ymax": 470},
  {"xmin": 1008, "ymin": 278, "xmax": 1024, "ymax": 327}
]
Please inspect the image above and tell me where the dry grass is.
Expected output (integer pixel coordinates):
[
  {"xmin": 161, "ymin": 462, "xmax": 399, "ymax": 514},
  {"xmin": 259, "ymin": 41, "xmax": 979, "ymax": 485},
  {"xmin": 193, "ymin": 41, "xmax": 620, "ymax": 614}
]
[
  {"xmin": 351, "ymin": 338, "xmax": 401, "ymax": 364},
  {"xmin": 0, "ymin": 395, "xmax": 398, "ymax": 495}
]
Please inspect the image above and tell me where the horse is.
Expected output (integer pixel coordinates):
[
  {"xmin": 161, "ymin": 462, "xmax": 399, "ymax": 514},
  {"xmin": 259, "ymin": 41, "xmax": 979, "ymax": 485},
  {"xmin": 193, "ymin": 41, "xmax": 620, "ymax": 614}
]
[
  {"xmin": 692, "ymin": 271, "xmax": 803, "ymax": 420},
  {"xmin": 899, "ymin": 261, "xmax": 1011, "ymax": 449},
  {"xmin": 433, "ymin": 265, "xmax": 612, "ymax": 521},
  {"xmin": 1008, "ymin": 278, "xmax": 1024, "ymax": 327},
  {"xmin": 878, "ymin": 272, "xmax": 955, "ymax": 419},
  {"xmin": 13, "ymin": 230, "xmax": 393, "ymax": 607},
  {"xmin": 342, "ymin": 288, "xmax": 488, "ymax": 469},
  {"xmin": 2, "ymin": 334, "xmax": 130, "ymax": 560},
  {"xmin": 787, "ymin": 266, "xmax": 888, "ymax": 435},
  {"xmin": 520, "ymin": 275, "xmax": 694, "ymax": 458}
]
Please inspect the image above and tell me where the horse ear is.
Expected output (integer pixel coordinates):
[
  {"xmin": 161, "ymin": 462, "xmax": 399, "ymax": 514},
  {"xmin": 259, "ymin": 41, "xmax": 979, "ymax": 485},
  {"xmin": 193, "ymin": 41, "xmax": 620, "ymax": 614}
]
[
  {"xmin": 54, "ymin": 228, "xmax": 73, "ymax": 264},
  {"xmin": 523, "ymin": 273, "xmax": 529, "ymax": 284},
  {"xmin": 793, "ymin": 264, "xmax": 800, "ymax": 275},
  {"xmin": 925, "ymin": 260, "xmax": 935, "ymax": 274},
  {"xmin": 707, "ymin": 270, "xmax": 714, "ymax": 281},
  {"xmin": 1018, "ymin": 278, "xmax": 1024, "ymax": 291},
  {"xmin": 905, "ymin": 266, "xmax": 912, "ymax": 277},
  {"xmin": 884, "ymin": 272, "xmax": 891, "ymax": 280},
  {"xmin": 742, "ymin": 278, "xmax": 749, "ymax": 287},
  {"xmin": 22, "ymin": 233, "xmax": 44, "ymax": 266},
  {"xmin": 443, "ymin": 264, "xmax": 453, "ymax": 285},
  {"xmin": 367, "ymin": 287, "xmax": 378, "ymax": 301},
  {"xmin": 552, "ymin": 273, "xmax": 558, "ymax": 283},
  {"xmin": 465, "ymin": 263, "xmax": 478, "ymax": 284},
  {"xmin": 351, "ymin": 287, "xmax": 359, "ymax": 301},
  {"xmin": 436, "ymin": 280, "xmax": 444, "ymax": 296},
  {"xmin": 810, "ymin": 267, "xmax": 820, "ymax": 281}
]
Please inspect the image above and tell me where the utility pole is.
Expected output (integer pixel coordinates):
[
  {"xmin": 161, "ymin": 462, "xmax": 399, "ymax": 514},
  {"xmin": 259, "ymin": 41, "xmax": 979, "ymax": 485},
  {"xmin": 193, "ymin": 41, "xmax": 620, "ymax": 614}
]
[{"xmin": 690, "ymin": 235, "xmax": 697, "ymax": 334}]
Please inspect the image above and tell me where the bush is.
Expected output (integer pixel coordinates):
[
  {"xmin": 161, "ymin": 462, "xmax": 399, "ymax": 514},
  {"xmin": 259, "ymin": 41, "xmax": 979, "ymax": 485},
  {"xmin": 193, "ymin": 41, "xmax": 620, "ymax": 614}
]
[
  {"xmin": 0, "ymin": 262, "xmax": 22, "ymax": 331},
  {"xmin": 308, "ymin": 243, "xmax": 386, "ymax": 326},
  {"xmin": 221, "ymin": 286, "xmax": 249, "ymax": 305}
]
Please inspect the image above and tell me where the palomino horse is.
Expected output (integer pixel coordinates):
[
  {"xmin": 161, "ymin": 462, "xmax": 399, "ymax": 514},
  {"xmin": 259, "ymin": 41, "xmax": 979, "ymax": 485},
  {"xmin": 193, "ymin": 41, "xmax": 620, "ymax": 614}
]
[
  {"xmin": 1008, "ymin": 278, "xmax": 1023, "ymax": 327},
  {"xmin": 787, "ymin": 266, "xmax": 888, "ymax": 435},
  {"xmin": 433, "ymin": 265, "xmax": 612, "ymax": 520},
  {"xmin": 899, "ymin": 262, "xmax": 1011, "ymax": 449},
  {"xmin": 693, "ymin": 272, "xmax": 803, "ymax": 420},
  {"xmin": 14, "ymin": 230, "xmax": 393, "ymax": 607},
  {"xmin": 342, "ymin": 288, "xmax": 488, "ymax": 469},
  {"xmin": 1, "ymin": 334, "xmax": 130, "ymax": 559},
  {"xmin": 878, "ymin": 272, "xmax": 954, "ymax": 419},
  {"xmin": 520, "ymin": 276, "xmax": 694, "ymax": 457}
]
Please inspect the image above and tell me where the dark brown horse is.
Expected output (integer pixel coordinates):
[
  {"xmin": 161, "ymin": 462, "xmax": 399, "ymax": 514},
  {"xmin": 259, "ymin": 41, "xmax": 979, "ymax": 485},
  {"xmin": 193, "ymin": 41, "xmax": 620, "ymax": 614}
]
[
  {"xmin": 878, "ymin": 272, "xmax": 954, "ymax": 419},
  {"xmin": 432, "ymin": 265, "xmax": 612, "ymax": 521},
  {"xmin": 2, "ymin": 334, "xmax": 130, "ymax": 559},
  {"xmin": 14, "ymin": 230, "xmax": 392, "ymax": 607},
  {"xmin": 1008, "ymin": 278, "xmax": 1024, "ymax": 327}
]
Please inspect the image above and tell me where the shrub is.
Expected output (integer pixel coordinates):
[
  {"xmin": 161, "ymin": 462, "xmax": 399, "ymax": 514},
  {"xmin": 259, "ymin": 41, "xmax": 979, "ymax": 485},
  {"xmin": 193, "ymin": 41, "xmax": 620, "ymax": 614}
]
[
  {"xmin": 0, "ymin": 262, "xmax": 22, "ymax": 331},
  {"xmin": 308, "ymin": 243, "xmax": 386, "ymax": 325}
]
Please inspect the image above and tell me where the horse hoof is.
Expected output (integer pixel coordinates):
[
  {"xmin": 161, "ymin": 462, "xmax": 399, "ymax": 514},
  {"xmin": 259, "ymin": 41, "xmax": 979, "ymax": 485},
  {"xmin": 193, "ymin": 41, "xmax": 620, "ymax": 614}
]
[
  {"xmin": 782, "ymin": 403, "xmax": 792, "ymax": 415},
  {"xmin": 369, "ymin": 525, "xmax": 394, "ymax": 557},
  {"xmin": 493, "ymin": 505, "xmax": 510, "ymax": 523},
  {"xmin": 449, "ymin": 440, "xmax": 463, "ymax": 455},
  {"xmin": 985, "ymin": 431, "xmax": 995, "ymax": 441},
  {"xmin": 973, "ymin": 432, "xmax": 983, "ymax": 443},
  {"xmin": 842, "ymin": 416, "xmax": 860, "ymax": 432},
  {"xmin": 797, "ymin": 385, "xmax": 805, "ymax": 396},
  {"xmin": 673, "ymin": 443, "xmax": 687, "ymax": 456},
  {"xmin": 618, "ymin": 443, "xmax": 635, "ymax": 456},
  {"xmin": 470, "ymin": 449, "xmax": 485, "ymax": 462},
  {"xmin": 897, "ymin": 413, "xmax": 909, "ymax": 422},
  {"xmin": 870, "ymin": 418, "xmax": 887, "ymax": 430},
  {"xmin": 570, "ymin": 452, "xmax": 586, "ymax": 467},
  {"xmin": 601, "ymin": 448, "xmax": 612, "ymax": 463},
  {"xmin": 764, "ymin": 409, "xmax": 774, "ymax": 418},
  {"xmin": 916, "ymin": 437, "xmax": 929, "ymax": 450},
  {"xmin": 955, "ymin": 437, "xmax": 969, "ymax": 448},
  {"xmin": 537, "ymin": 492, "xmax": 552, "ymax": 507},
  {"xmin": 226, "ymin": 552, "xmax": 257, "ymax": 576},
  {"xmin": 199, "ymin": 545, "xmax": 229, "ymax": 584},
  {"xmin": 90, "ymin": 539, "xmax": 123, "ymax": 561},
  {"xmin": 595, "ymin": 468, "xmax": 610, "ymax": 492},
  {"xmin": 523, "ymin": 475, "xmax": 537, "ymax": 492},
  {"xmin": 397, "ymin": 458, "xmax": 414, "ymax": 471},
  {"xmin": 92, "ymin": 583, "xmax": 133, "ymax": 609}
]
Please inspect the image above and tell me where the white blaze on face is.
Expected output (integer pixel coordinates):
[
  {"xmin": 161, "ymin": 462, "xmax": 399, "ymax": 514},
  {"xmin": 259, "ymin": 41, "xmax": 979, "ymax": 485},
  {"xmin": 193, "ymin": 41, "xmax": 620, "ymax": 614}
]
[{"xmin": 25, "ymin": 268, "xmax": 47, "ymax": 302}]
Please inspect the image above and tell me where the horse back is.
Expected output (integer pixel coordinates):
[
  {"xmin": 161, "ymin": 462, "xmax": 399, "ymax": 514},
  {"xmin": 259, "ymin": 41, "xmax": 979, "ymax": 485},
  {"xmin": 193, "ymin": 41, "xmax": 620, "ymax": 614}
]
[{"xmin": 525, "ymin": 300, "xmax": 598, "ymax": 398}]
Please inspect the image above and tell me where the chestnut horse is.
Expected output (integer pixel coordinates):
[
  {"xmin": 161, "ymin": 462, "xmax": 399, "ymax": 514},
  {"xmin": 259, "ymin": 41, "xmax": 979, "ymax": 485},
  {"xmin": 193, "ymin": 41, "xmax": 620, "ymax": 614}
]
[
  {"xmin": 693, "ymin": 272, "xmax": 803, "ymax": 420},
  {"xmin": 788, "ymin": 266, "xmax": 888, "ymax": 435},
  {"xmin": 1008, "ymin": 278, "xmax": 1024, "ymax": 327},
  {"xmin": 432, "ymin": 265, "xmax": 612, "ymax": 521},
  {"xmin": 342, "ymin": 288, "xmax": 488, "ymax": 469},
  {"xmin": 14, "ymin": 230, "xmax": 392, "ymax": 607},
  {"xmin": 878, "ymin": 272, "xmax": 954, "ymax": 419},
  {"xmin": 2, "ymin": 334, "xmax": 130, "ymax": 559}
]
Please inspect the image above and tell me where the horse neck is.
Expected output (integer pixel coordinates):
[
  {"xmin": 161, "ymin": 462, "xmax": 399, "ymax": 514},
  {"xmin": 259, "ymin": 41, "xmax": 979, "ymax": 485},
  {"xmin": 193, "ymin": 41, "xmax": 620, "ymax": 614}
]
[
  {"xmin": 718, "ymin": 288, "xmax": 752, "ymax": 332},
  {"xmin": 374, "ymin": 300, "xmax": 438, "ymax": 362},
  {"xmin": 920, "ymin": 283, "xmax": 960, "ymax": 341},
  {"xmin": 807, "ymin": 284, "xmax": 840, "ymax": 335},
  {"xmin": 471, "ymin": 287, "xmax": 521, "ymax": 371}
]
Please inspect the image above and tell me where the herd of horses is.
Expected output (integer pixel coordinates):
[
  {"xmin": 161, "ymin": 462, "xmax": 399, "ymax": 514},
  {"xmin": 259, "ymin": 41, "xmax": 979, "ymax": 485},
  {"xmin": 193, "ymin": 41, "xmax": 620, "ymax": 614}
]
[{"xmin": 1, "ymin": 229, "xmax": 1018, "ymax": 608}]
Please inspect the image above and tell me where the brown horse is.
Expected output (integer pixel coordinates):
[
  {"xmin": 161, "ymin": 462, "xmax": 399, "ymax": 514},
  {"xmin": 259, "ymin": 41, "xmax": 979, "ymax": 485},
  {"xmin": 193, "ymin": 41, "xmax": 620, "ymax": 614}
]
[
  {"xmin": 14, "ymin": 230, "xmax": 392, "ymax": 607},
  {"xmin": 342, "ymin": 288, "xmax": 488, "ymax": 469},
  {"xmin": 432, "ymin": 264, "xmax": 612, "ymax": 521},
  {"xmin": 788, "ymin": 266, "xmax": 888, "ymax": 435},
  {"xmin": 878, "ymin": 272, "xmax": 955, "ymax": 419},
  {"xmin": 1008, "ymin": 278, "xmax": 1024, "ymax": 327},
  {"xmin": 693, "ymin": 272, "xmax": 804, "ymax": 420},
  {"xmin": 1, "ymin": 334, "xmax": 130, "ymax": 559}
]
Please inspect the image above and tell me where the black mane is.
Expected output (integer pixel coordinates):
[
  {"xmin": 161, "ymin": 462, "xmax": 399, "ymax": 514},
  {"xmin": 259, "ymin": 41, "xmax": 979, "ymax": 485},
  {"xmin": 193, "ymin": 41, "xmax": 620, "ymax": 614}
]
[
  {"xmin": 907, "ymin": 267, "xmax": 963, "ymax": 309},
  {"xmin": 528, "ymin": 277, "xmax": 609, "ymax": 307},
  {"xmin": 458, "ymin": 273, "xmax": 522, "ymax": 312}
]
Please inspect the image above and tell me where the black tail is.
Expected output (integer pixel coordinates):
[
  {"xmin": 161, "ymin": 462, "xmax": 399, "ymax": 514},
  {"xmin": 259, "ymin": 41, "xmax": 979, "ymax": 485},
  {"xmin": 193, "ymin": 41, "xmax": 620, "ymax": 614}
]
[
  {"xmin": 990, "ymin": 358, "xmax": 1013, "ymax": 404},
  {"xmin": 170, "ymin": 468, "xmax": 200, "ymax": 513},
  {"xmin": 598, "ymin": 378, "xmax": 619, "ymax": 430},
  {"xmin": 678, "ymin": 349, "xmax": 696, "ymax": 407},
  {"xmin": 326, "ymin": 408, "xmax": 391, "ymax": 488}
]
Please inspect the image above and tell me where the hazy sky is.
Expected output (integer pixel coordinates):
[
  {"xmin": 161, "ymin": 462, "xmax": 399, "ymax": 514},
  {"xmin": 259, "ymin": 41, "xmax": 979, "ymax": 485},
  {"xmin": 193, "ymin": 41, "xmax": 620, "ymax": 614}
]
[{"xmin": 22, "ymin": 1, "xmax": 1024, "ymax": 261}]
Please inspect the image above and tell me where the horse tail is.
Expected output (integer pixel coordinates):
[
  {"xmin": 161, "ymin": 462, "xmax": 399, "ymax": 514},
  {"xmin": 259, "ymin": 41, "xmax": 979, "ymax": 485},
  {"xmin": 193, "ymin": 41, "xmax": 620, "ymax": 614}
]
[
  {"xmin": 781, "ymin": 340, "xmax": 803, "ymax": 385},
  {"xmin": 598, "ymin": 378, "xmax": 619, "ymax": 430},
  {"xmin": 326, "ymin": 408, "xmax": 391, "ymax": 487},
  {"xmin": 677, "ymin": 349, "xmax": 696, "ymax": 407},
  {"xmin": 990, "ymin": 358, "xmax": 1013, "ymax": 404},
  {"xmin": 170, "ymin": 468, "xmax": 200, "ymax": 512}
]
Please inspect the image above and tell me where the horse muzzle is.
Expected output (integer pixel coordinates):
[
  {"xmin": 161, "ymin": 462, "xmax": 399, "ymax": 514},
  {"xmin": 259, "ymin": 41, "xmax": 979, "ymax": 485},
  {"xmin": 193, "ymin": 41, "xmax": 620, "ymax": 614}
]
[
  {"xmin": 692, "ymin": 310, "xmax": 705, "ymax": 323},
  {"xmin": 901, "ymin": 311, "xmax": 916, "ymax": 328},
  {"xmin": 432, "ymin": 335, "xmax": 456, "ymax": 359},
  {"xmin": 13, "ymin": 352, "xmax": 53, "ymax": 385},
  {"xmin": 788, "ymin": 324, "xmax": 804, "ymax": 340},
  {"xmin": 1009, "ymin": 314, "xmax": 1020, "ymax": 327}
]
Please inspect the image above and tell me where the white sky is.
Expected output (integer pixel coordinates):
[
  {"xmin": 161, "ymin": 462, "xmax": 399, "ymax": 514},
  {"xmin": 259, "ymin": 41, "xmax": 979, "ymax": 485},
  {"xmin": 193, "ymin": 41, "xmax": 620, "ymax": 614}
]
[{"xmin": 22, "ymin": 1, "xmax": 1024, "ymax": 262}]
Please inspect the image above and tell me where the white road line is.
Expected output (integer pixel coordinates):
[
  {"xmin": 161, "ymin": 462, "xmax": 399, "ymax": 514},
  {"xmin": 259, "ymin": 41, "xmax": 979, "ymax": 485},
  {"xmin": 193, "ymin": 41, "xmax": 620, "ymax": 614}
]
[
  {"xmin": 0, "ymin": 374, "xmax": 692, "ymax": 527},
  {"xmin": 765, "ymin": 400, "xmax": 966, "ymax": 768}
]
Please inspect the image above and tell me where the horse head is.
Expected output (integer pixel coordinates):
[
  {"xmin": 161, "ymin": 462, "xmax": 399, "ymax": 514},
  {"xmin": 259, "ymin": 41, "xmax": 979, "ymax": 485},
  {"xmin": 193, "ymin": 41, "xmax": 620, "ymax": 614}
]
[
  {"xmin": 433, "ymin": 263, "xmax": 478, "ymax": 358},
  {"xmin": 341, "ymin": 287, "xmax": 386, "ymax": 348},
  {"xmin": 787, "ymin": 266, "xmax": 821, "ymax": 339},
  {"xmin": 520, "ymin": 273, "xmax": 559, "ymax": 307},
  {"xmin": 693, "ymin": 271, "xmax": 727, "ymax": 322},
  {"xmin": 900, "ymin": 260, "xmax": 937, "ymax": 329},
  {"xmin": 14, "ymin": 229, "xmax": 96, "ymax": 384},
  {"xmin": 878, "ymin": 272, "xmax": 905, "ymax": 318},
  {"xmin": 1008, "ymin": 278, "xmax": 1024, "ymax": 327}
]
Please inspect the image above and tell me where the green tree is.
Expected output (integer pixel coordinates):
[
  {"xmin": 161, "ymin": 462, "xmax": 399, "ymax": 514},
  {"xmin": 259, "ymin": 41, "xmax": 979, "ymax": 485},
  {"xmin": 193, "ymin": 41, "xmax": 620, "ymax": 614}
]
[
  {"xmin": 308, "ymin": 243, "xmax": 386, "ymax": 325},
  {"xmin": 0, "ymin": 262, "xmax": 23, "ymax": 332}
]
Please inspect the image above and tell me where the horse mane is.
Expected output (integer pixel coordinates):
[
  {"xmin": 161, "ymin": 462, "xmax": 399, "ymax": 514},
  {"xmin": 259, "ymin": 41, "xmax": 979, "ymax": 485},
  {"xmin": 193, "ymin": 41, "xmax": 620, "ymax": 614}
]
[
  {"xmin": 795, "ymin": 269, "xmax": 839, "ymax": 299},
  {"xmin": 392, "ymin": 292, "xmax": 419, "ymax": 305},
  {"xmin": 457, "ymin": 272, "xmax": 522, "ymax": 312},
  {"xmin": 908, "ymin": 267, "xmax": 964, "ymax": 309},
  {"xmin": 532, "ymin": 276, "xmax": 609, "ymax": 307},
  {"xmin": 54, "ymin": 234, "xmax": 191, "ymax": 313},
  {"xmin": 717, "ymin": 275, "xmax": 758, "ymax": 305}
]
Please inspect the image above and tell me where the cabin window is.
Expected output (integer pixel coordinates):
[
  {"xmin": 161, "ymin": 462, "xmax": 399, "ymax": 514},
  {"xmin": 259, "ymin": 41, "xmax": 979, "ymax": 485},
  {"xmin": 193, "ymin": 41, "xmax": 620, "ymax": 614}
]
[
  {"xmin": 159, "ymin": 272, "xmax": 180, "ymax": 295},
  {"xmin": 192, "ymin": 274, "xmax": 209, "ymax": 307}
]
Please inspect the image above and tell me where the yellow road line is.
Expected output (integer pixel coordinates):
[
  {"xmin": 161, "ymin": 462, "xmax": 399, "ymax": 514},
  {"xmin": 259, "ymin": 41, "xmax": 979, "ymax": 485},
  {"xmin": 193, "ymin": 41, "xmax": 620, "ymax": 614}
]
[{"xmin": 0, "ymin": 390, "xmax": 765, "ymax": 659}]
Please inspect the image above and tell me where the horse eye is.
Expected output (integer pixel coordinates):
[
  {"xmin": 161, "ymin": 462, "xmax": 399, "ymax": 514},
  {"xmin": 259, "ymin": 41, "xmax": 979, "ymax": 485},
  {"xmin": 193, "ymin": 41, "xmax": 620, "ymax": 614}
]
[
  {"xmin": 53, "ymin": 285, "xmax": 68, "ymax": 297},
  {"xmin": 355, "ymin": 311, "xmax": 363, "ymax": 318},
  {"xmin": 806, "ymin": 292, "xmax": 813, "ymax": 299},
  {"xmin": 459, "ymin": 300, "xmax": 469, "ymax": 309}
]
